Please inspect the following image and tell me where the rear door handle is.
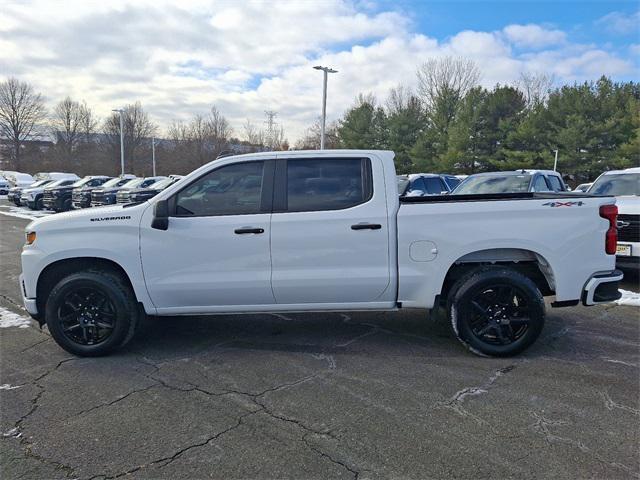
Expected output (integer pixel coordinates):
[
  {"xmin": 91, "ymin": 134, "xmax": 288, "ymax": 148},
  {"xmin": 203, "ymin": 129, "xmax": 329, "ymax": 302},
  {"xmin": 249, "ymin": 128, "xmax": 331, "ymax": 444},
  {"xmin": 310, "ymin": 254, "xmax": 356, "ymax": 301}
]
[
  {"xmin": 351, "ymin": 223, "xmax": 382, "ymax": 230},
  {"xmin": 234, "ymin": 227, "xmax": 264, "ymax": 234}
]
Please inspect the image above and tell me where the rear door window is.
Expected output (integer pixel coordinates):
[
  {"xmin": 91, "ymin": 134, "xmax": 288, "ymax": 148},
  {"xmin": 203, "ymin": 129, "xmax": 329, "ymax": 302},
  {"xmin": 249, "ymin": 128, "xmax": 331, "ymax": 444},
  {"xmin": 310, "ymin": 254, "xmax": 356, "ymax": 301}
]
[{"xmin": 286, "ymin": 158, "xmax": 372, "ymax": 212}]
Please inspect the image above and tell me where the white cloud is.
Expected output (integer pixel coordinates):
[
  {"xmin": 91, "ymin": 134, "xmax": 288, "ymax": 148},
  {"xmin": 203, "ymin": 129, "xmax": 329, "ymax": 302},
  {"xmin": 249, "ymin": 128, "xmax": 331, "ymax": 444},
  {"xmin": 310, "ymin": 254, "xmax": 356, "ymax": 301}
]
[
  {"xmin": 503, "ymin": 24, "xmax": 567, "ymax": 48},
  {"xmin": 0, "ymin": 1, "xmax": 637, "ymax": 141},
  {"xmin": 596, "ymin": 10, "xmax": 640, "ymax": 35}
]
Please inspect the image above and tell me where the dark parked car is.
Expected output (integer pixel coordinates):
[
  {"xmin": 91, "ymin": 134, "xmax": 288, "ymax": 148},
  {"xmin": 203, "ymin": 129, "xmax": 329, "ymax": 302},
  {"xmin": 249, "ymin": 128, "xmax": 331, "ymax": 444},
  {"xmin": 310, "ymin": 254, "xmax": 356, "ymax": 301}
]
[
  {"xmin": 397, "ymin": 173, "xmax": 462, "ymax": 196},
  {"xmin": 71, "ymin": 176, "xmax": 132, "ymax": 209},
  {"xmin": 116, "ymin": 176, "xmax": 182, "ymax": 204},
  {"xmin": 452, "ymin": 169, "xmax": 567, "ymax": 195},
  {"xmin": 44, "ymin": 176, "xmax": 111, "ymax": 212},
  {"xmin": 115, "ymin": 176, "xmax": 167, "ymax": 204},
  {"xmin": 90, "ymin": 176, "xmax": 140, "ymax": 207}
]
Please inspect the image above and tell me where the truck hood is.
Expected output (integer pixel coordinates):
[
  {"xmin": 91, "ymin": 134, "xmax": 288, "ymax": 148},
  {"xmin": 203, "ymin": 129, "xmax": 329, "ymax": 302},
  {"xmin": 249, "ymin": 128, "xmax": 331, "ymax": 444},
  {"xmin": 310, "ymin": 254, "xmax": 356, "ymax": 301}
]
[
  {"xmin": 26, "ymin": 202, "xmax": 148, "ymax": 232},
  {"xmin": 615, "ymin": 195, "xmax": 639, "ymax": 215}
]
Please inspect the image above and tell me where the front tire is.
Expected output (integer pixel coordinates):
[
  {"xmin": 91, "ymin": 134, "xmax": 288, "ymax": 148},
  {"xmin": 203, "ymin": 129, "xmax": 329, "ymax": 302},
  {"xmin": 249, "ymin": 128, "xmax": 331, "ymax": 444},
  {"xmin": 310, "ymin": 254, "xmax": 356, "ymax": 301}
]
[
  {"xmin": 45, "ymin": 270, "xmax": 140, "ymax": 356},
  {"xmin": 448, "ymin": 267, "xmax": 545, "ymax": 357},
  {"xmin": 34, "ymin": 197, "xmax": 43, "ymax": 210}
]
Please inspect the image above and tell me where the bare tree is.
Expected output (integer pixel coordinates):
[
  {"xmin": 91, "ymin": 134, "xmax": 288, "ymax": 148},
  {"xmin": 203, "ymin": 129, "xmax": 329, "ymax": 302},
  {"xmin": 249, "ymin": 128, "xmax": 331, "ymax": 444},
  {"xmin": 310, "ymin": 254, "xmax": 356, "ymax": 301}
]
[
  {"xmin": 0, "ymin": 77, "xmax": 47, "ymax": 170},
  {"xmin": 416, "ymin": 57, "xmax": 481, "ymax": 110},
  {"xmin": 206, "ymin": 106, "xmax": 232, "ymax": 158},
  {"xmin": 50, "ymin": 97, "xmax": 96, "ymax": 159},
  {"xmin": 517, "ymin": 71, "xmax": 556, "ymax": 108},
  {"xmin": 242, "ymin": 119, "xmax": 264, "ymax": 147},
  {"xmin": 416, "ymin": 57, "xmax": 480, "ymax": 151},
  {"xmin": 294, "ymin": 117, "xmax": 339, "ymax": 150},
  {"xmin": 166, "ymin": 106, "xmax": 232, "ymax": 172},
  {"xmin": 103, "ymin": 102, "xmax": 157, "ymax": 174}
]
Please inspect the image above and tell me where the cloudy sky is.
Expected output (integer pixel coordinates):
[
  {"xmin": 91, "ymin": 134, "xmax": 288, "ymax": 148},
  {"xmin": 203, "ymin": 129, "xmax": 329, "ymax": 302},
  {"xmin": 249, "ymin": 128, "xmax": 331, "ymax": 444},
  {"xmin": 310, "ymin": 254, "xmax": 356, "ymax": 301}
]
[{"xmin": 2, "ymin": 0, "xmax": 638, "ymax": 141}]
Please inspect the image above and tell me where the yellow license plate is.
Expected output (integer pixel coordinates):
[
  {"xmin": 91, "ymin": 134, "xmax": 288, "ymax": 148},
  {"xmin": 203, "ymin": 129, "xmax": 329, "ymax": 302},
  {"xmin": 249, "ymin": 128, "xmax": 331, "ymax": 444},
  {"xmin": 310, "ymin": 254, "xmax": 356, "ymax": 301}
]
[{"xmin": 616, "ymin": 244, "xmax": 632, "ymax": 256}]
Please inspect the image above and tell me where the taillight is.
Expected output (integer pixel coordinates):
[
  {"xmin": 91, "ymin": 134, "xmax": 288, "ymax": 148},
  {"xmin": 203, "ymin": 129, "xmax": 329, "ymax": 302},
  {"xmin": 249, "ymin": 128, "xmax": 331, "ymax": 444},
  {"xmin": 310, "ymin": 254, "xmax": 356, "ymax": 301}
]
[{"xmin": 599, "ymin": 204, "xmax": 618, "ymax": 255}]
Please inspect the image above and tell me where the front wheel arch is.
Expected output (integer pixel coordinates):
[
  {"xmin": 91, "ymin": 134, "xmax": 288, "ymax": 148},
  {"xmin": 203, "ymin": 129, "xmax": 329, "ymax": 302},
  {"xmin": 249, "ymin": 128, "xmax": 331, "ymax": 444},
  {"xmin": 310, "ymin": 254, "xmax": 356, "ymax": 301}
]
[{"xmin": 36, "ymin": 257, "xmax": 139, "ymax": 324}]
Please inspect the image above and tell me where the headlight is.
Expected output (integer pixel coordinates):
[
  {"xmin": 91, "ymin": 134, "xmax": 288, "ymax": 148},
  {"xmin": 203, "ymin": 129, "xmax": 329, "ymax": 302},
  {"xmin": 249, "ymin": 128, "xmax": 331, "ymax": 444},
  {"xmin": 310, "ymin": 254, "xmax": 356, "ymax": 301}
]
[{"xmin": 25, "ymin": 231, "xmax": 36, "ymax": 245}]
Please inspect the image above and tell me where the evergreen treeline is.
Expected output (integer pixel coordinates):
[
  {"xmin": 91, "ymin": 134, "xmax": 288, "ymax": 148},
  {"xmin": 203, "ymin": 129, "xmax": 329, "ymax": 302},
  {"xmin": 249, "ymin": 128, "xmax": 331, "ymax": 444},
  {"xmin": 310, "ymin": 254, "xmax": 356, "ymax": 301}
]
[{"xmin": 322, "ymin": 63, "xmax": 639, "ymax": 182}]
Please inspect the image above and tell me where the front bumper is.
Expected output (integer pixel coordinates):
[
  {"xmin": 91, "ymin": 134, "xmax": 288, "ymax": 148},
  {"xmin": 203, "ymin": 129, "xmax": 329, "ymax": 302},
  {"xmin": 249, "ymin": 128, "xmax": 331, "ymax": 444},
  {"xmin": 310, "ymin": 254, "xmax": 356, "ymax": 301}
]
[
  {"xmin": 19, "ymin": 274, "xmax": 39, "ymax": 318},
  {"xmin": 582, "ymin": 270, "xmax": 623, "ymax": 306},
  {"xmin": 43, "ymin": 196, "xmax": 63, "ymax": 211}
]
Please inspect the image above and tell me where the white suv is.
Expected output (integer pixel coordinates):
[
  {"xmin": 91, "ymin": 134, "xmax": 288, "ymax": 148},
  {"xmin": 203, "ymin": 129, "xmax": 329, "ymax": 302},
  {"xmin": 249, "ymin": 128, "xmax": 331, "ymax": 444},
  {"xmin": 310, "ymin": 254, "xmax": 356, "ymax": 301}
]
[{"xmin": 589, "ymin": 167, "xmax": 639, "ymax": 270}]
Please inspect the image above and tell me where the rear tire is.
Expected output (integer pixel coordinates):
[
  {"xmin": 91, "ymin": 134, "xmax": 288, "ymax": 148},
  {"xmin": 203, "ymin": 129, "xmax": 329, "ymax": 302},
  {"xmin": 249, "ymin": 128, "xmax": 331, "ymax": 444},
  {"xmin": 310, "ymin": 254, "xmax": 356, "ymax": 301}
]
[
  {"xmin": 447, "ymin": 267, "xmax": 545, "ymax": 357},
  {"xmin": 45, "ymin": 270, "xmax": 140, "ymax": 356}
]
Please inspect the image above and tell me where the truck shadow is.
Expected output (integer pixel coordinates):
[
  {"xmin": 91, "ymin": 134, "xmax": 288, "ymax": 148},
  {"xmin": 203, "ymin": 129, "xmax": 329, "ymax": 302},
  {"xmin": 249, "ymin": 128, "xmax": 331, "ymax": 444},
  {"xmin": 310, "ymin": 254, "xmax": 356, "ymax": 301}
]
[{"xmin": 122, "ymin": 307, "xmax": 596, "ymax": 362}]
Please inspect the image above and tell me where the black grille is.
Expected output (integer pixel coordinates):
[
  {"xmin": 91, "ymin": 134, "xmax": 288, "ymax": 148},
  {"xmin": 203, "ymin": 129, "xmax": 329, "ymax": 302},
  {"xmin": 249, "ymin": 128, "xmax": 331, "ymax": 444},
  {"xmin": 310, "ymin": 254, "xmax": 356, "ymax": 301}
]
[
  {"xmin": 91, "ymin": 191, "xmax": 105, "ymax": 205},
  {"xmin": 618, "ymin": 214, "xmax": 640, "ymax": 243},
  {"xmin": 43, "ymin": 190, "xmax": 54, "ymax": 201}
]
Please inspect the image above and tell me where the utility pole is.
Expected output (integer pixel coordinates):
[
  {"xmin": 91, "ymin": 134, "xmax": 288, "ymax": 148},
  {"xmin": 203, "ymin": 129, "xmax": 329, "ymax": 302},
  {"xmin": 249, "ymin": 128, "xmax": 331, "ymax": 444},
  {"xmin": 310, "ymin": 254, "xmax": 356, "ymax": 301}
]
[
  {"xmin": 151, "ymin": 137, "xmax": 156, "ymax": 176},
  {"xmin": 112, "ymin": 109, "xmax": 125, "ymax": 175},
  {"xmin": 313, "ymin": 66, "xmax": 338, "ymax": 150},
  {"xmin": 553, "ymin": 149, "xmax": 559, "ymax": 172}
]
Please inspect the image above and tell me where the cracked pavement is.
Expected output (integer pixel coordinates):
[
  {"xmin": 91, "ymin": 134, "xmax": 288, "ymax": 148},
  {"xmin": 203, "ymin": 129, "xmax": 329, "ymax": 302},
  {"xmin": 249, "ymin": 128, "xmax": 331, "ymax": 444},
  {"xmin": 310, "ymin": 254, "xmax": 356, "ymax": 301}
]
[{"xmin": 1, "ymin": 207, "xmax": 639, "ymax": 479}]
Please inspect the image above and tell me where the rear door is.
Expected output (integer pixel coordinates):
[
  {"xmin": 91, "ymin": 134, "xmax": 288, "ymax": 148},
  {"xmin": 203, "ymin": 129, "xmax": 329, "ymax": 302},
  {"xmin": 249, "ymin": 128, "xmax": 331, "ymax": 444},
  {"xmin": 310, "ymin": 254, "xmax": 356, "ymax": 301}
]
[{"xmin": 270, "ymin": 155, "xmax": 391, "ymax": 305}]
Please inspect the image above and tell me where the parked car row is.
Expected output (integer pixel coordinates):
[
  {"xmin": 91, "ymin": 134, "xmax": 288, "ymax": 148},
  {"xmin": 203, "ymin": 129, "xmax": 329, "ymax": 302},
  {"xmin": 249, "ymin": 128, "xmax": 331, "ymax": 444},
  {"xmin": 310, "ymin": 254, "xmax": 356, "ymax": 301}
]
[{"xmin": 4, "ymin": 172, "xmax": 183, "ymax": 212}]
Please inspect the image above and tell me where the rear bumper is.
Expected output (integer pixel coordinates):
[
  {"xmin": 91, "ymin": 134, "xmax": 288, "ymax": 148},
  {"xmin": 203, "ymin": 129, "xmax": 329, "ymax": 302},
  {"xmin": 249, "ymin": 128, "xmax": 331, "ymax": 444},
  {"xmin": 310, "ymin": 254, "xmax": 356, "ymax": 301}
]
[{"xmin": 582, "ymin": 270, "xmax": 623, "ymax": 306}]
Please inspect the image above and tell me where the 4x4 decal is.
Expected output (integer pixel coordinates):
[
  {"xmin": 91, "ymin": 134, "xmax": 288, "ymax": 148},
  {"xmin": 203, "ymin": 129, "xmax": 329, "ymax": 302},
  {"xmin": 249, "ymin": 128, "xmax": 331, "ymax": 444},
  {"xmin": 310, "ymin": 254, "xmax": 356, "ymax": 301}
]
[{"xmin": 542, "ymin": 201, "xmax": 584, "ymax": 207}]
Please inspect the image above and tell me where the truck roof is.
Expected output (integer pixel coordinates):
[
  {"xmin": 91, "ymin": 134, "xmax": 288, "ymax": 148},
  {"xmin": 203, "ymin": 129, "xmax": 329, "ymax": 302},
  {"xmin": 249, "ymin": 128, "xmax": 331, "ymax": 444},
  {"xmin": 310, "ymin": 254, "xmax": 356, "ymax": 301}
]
[
  {"xmin": 600, "ymin": 167, "xmax": 640, "ymax": 175},
  {"xmin": 224, "ymin": 149, "xmax": 395, "ymax": 160}
]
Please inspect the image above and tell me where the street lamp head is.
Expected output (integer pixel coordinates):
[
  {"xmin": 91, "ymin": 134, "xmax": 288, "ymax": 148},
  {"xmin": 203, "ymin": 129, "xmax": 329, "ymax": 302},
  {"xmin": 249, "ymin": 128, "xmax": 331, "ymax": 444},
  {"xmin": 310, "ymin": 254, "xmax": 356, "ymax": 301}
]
[{"xmin": 313, "ymin": 65, "xmax": 338, "ymax": 74}]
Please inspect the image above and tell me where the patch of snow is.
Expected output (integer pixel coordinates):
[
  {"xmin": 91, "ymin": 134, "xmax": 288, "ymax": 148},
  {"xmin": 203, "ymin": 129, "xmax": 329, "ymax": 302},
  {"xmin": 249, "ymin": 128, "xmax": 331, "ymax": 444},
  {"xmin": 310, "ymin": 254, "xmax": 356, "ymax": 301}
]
[
  {"xmin": 2, "ymin": 427, "xmax": 21, "ymax": 438},
  {"xmin": 0, "ymin": 307, "xmax": 32, "ymax": 329},
  {"xmin": 0, "ymin": 204, "xmax": 53, "ymax": 220},
  {"xmin": 0, "ymin": 384, "xmax": 22, "ymax": 390},
  {"xmin": 616, "ymin": 289, "xmax": 640, "ymax": 307}
]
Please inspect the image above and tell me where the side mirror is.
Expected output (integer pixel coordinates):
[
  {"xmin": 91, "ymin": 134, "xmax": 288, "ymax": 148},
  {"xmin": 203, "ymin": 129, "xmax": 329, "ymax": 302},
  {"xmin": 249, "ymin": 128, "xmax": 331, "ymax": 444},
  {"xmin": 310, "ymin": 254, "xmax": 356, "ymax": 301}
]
[{"xmin": 151, "ymin": 199, "xmax": 169, "ymax": 230}]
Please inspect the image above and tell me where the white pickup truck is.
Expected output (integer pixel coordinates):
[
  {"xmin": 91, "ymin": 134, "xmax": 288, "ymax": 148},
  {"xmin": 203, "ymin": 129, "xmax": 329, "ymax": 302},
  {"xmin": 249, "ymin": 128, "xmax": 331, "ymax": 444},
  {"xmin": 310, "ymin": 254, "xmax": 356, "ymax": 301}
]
[{"xmin": 20, "ymin": 150, "xmax": 623, "ymax": 357}]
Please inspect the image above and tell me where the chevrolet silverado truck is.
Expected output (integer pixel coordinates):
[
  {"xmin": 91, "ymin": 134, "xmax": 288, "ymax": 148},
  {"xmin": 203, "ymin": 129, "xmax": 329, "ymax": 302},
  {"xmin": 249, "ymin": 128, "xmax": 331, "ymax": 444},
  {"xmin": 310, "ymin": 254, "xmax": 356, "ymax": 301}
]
[
  {"xmin": 20, "ymin": 150, "xmax": 623, "ymax": 357},
  {"xmin": 44, "ymin": 176, "xmax": 111, "ymax": 212}
]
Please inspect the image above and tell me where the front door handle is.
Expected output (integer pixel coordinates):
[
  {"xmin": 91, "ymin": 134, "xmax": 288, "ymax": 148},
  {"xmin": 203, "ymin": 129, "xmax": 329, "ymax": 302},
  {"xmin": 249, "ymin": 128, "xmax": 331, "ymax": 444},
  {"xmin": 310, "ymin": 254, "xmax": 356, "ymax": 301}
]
[
  {"xmin": 234, "ymin": 227, "xmax": 264, "ymax": 234},
  {"xmin": 351, "ymin": 223, "xmax": 382, "ymax": 230}
]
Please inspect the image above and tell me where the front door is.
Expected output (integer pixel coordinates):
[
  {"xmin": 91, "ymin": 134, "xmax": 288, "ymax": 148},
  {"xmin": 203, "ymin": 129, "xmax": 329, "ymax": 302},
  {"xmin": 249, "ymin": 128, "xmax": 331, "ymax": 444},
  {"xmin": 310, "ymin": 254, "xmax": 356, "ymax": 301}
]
[
  {"xmin": 140, "ymin": 159, "xmax": 275, "ymax": 313},
  {"xmin": 270, "ymin": 155, "xmax": 391, "ymax": 305}
]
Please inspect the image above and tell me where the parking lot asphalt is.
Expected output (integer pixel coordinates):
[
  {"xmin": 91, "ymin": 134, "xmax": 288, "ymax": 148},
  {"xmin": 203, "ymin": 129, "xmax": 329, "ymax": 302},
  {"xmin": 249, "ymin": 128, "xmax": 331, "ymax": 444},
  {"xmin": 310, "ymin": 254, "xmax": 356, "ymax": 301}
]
[{"xmin": 1, "ymin": 202, "xmax": 639, "ymax": 480}]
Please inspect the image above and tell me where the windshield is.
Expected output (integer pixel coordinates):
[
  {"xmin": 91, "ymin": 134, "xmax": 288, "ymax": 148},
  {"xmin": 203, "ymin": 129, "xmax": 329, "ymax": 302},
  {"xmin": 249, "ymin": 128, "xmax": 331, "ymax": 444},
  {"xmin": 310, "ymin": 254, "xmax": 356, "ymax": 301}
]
[
  {"xmin": 150, "ymin": 177, "xmax": 175, "ymax": 190},
  {"xmin": 121, "ymin": 178, "xmax": 145, "ymax": 189},
  {"xmin": 27, "ymin": 180, "xmax": 51, "ymax": 188},
  {"xmin": 453, "ymin": 174, "xmax": 531, "ymax": 194},
  {"xmin": 102, "ymin": 177, "xmax": 133, "ymax": 188},
  {"xmin": 72, "ymin": 177, "xmax": 93, "ymax": 187},
  {"xmin": 45, "ymin": 179, "xmax": 71, "ymax": 188},
  {"xmin": 397, "ymin": 177, "xmax": 410, "ymax": 195},
  {"xmin": 589, "ymin": 173, "xmax": 639, "ymax": 196}
]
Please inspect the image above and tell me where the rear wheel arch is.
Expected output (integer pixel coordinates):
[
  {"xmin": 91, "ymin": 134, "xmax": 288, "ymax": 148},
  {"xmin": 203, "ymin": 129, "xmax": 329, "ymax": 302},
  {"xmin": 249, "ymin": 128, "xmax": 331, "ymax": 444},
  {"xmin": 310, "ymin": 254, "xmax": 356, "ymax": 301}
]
[{"xmin": 440, "ymin": 248, "xmax": 556, "ymax": 301}]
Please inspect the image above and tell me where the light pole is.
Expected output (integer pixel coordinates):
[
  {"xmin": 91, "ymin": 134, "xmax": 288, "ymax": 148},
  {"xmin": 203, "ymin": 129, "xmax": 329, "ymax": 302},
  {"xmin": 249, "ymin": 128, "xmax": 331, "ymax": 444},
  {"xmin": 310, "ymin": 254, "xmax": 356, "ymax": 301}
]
[
  {"xmin": 553, "ymin": 149, "xmax": 559, "ymax": 171},
  {"xmin": 313, "ymin": 65, "xmax": 338, "ymax": 150},
  {"xmin": 151, "ymin": 137, "xmax": 156, "ymax": 176},
  {"xmin": 112, "ymin": 109, "xmax": 125, "ymax": 175}
]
